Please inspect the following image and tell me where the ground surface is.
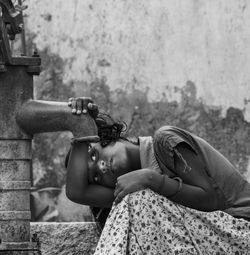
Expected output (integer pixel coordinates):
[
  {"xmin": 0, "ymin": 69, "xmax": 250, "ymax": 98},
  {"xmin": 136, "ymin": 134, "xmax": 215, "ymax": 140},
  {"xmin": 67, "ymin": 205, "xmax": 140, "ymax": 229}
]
[{"xmin": 30, "ymin": 222, "xmax": 99, "ymax": 255}]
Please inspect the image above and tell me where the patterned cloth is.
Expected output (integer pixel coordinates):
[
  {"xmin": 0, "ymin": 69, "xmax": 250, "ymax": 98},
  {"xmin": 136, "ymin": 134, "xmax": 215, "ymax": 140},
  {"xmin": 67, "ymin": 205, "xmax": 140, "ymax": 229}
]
[{"xmin": 94, "ymin": 189, "xmax": 250, "ymax": 255}]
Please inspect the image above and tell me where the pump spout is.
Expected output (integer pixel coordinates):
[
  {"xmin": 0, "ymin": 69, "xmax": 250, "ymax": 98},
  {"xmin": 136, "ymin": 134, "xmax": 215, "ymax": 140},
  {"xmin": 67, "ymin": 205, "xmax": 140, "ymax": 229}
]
[{"xmin": 16, "ymin": 99, "xmax": 98, "ymax": 138}]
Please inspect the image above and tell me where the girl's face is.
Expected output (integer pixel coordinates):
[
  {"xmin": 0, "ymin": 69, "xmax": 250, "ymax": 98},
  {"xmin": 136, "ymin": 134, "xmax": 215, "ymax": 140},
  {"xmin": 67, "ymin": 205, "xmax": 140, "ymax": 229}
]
[{"xmin": 88, "ymin": 141, "xmax": 138, "ymax": 188}]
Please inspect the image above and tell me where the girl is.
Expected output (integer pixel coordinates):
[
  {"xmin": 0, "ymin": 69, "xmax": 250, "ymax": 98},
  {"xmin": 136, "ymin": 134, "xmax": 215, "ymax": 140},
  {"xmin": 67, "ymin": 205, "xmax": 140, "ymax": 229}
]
[{"xmin": 65, "ymin": 97, "xmax": 250, "ymax": 254}]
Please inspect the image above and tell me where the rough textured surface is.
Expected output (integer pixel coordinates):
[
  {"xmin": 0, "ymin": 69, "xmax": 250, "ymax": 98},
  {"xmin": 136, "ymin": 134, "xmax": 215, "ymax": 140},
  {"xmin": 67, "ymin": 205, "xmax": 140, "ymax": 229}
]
[
  {"xmin": 30, "ymin": 222, "xmax": 100, "ymax": 255},
  {"xmin": 0, "ymin": 65, "xmax": 34, "ymax": 246},
  {"xmin": 25, "ymin": 0, "xmax": 250, "ymax": 119}
]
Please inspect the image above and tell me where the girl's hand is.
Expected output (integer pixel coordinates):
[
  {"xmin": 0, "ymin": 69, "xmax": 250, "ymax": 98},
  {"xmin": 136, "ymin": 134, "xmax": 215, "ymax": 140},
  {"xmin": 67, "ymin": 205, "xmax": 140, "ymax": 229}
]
[
  {"xmin": 114, "ymin": 169, "xmax": 154, "ymax": 204},
  {"xmin": 68, "ymin": 97, "xmax": 99, "ymax": 119}
]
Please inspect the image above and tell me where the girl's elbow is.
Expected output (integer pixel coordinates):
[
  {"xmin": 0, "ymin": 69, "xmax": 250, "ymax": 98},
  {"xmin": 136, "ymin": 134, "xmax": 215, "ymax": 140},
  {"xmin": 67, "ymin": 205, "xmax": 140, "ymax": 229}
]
[
  {"xmin": 65, "ymin": 188, "xmax": 77, "ymax": 202},
  {"xmin": 65, "ymin": 187, "xmax": 87, "ymax": 205}
]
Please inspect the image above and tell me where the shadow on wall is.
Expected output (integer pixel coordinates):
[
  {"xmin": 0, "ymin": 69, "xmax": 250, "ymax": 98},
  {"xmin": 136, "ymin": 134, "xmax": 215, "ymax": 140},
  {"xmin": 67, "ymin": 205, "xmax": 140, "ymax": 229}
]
[
  {"xmin": 31, "ymin": 186, "xmax": 93, "ymax": 222},
  {"xmin": 30, "ymin": 49, "xmax": 250, "ymax": 220}
]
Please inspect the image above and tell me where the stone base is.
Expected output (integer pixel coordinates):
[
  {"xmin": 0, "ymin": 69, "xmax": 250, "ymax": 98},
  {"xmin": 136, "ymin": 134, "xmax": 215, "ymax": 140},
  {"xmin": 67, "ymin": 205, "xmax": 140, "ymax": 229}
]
[
  {"xmin": 30, "ymin": 222, "xmax": 100, "ymax": 255},
  {"xmin": 0, "ymin": 241, "xmax": 40, "ymax": 255}
]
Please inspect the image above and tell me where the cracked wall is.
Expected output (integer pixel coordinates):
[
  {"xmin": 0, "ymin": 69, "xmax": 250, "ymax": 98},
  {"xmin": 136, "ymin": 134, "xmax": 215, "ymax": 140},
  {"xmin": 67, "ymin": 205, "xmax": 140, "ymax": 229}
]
[{"xmin": 22, "ymin": 0, "xmax": 250, "ymax": 197}]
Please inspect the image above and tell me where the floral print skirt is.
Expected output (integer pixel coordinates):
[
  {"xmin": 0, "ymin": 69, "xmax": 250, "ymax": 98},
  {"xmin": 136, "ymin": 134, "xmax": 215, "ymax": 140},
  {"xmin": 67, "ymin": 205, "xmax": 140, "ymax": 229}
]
[{"xmin": 94, "ymin": 189, "xmax": 250, "ymax": 255}]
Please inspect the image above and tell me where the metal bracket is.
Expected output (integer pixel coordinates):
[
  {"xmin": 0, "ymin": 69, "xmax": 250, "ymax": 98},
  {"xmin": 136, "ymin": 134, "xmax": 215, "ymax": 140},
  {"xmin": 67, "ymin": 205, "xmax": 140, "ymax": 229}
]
[
  {"xmin": 0, "ymin": 1, "xmax": 41, "ymax": 74},
  {"xmin": 0, "ymin": 0, "xmax": 23, "ymax": 64},
  {"xmin": 0, "ymin": 0, "xmax": 23, "ymax": 38}
]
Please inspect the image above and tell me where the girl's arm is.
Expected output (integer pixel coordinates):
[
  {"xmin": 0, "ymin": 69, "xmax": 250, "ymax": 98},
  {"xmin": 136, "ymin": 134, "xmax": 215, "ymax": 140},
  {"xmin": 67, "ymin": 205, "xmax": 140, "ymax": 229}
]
[
  {"xmin": 148, "ymin": 143, "xmax": 219, "ymax": 211},
  {"xmin": 66, "ymin": 142, "xmax": 114, "ymax": 207},
  {"xmin": 65, "ymin": 97, "xmax": 115, "ymax": 207},
  {"xmin": 115, "ymin": 143, "xmax": 220, "ymax": 212}
]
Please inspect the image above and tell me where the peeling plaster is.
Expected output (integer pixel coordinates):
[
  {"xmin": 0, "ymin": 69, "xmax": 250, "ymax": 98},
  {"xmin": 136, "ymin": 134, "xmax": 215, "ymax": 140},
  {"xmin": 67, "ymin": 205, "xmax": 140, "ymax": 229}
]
[
  {"xmin": 25, "ymin": 0, "xmax": 250, "ymax": 120},
  {"xmin": 22, "ymin": 1, "xmax": 250, "ymax": 186},
  {"xmin": 31, "ymin": 48, "xmax": 250, "ymax": 188}
]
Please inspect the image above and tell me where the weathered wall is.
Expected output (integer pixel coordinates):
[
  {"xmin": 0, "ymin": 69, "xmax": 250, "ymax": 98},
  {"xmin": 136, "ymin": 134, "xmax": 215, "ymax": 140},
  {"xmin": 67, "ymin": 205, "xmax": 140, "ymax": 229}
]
[
  {"xmin": 25, "ymin": 0, "xmax": 250, "ymax": 117},
  {"xmin": 22, "ymin": 0, "xmax": 250, "ymax": 195}
]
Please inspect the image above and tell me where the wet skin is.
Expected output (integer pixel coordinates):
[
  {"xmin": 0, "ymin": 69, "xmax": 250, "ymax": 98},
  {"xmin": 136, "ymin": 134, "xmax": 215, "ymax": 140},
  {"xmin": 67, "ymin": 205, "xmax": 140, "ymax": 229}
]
[{"xmin": 88, "ymin": 140, "xmax": 141, "ymax": 188}]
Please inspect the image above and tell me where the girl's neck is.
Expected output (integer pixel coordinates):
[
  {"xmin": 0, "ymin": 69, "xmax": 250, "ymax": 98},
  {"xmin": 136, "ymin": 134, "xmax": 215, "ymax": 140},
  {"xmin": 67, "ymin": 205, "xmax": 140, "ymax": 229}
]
[{"xmin": 126, "ymin": 143, "xmax": 141, "ymax": 171}]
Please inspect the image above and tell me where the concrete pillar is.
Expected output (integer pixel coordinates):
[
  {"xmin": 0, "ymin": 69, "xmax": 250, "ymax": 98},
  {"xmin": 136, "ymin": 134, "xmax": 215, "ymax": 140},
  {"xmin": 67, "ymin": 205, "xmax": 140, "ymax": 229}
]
[
  {"xmin": 0, "ymin": 66, "xmax": 41, "ymax": 255},
  {"xmin": 0, "ymin": 2, "xmax": 97, "ymax": 253},
  {"xmin": 0, "ymin": 1, "xmax": 41, "ymax": 253}
]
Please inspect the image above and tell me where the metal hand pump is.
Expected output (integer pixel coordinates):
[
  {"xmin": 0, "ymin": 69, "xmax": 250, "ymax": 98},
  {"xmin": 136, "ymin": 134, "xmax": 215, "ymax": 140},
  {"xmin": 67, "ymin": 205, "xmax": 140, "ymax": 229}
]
[{"xmin": 0, "ymin": 1, "xmax": 96, "ymax": 254}]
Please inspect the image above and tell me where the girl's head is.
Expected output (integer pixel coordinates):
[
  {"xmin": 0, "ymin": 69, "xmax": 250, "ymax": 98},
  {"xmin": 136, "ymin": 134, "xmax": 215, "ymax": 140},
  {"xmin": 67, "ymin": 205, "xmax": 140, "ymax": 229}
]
[{"xmin": 65, "ymin": 113, "xmax": 141, "ymax": 188}]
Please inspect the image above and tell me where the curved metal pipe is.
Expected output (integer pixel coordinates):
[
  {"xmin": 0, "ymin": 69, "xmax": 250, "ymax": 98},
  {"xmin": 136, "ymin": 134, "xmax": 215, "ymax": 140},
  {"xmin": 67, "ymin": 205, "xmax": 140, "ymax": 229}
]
[
  {"xmin": 16, "ymin": 99, "xmax": 98, "ymax": 138},
  {"xmin": 0, "ymin": 0, "xmax": 16, "ymax": 14}
]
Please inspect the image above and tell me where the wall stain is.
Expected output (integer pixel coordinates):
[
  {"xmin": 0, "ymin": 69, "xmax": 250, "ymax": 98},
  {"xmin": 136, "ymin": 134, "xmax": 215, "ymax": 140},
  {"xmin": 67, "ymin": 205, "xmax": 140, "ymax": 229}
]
[
  {"xmin": 77, "ymin": 77, "xmax": 250, "ymax": 177},
  {"xmin": 97, "ymin": 59, "xmax": 111, "ymax": 67},
  {"xmin": 32, "ymin": 50, "xmax": 250, "ymax": 189},
  {"xmin": 40, "ymin": 13, "xmax": 52, "ymax": 22}
]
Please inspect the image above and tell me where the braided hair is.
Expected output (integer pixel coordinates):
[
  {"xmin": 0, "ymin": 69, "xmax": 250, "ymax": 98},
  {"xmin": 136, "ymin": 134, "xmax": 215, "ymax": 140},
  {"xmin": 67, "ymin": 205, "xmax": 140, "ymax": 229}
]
[
  {"xmin": 64, "ymin": 113, "xmax": 137, "ymax": 168},
  {"xmin": 95, "ymin": 113, "xmax": 127, "ymax": 147}
]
